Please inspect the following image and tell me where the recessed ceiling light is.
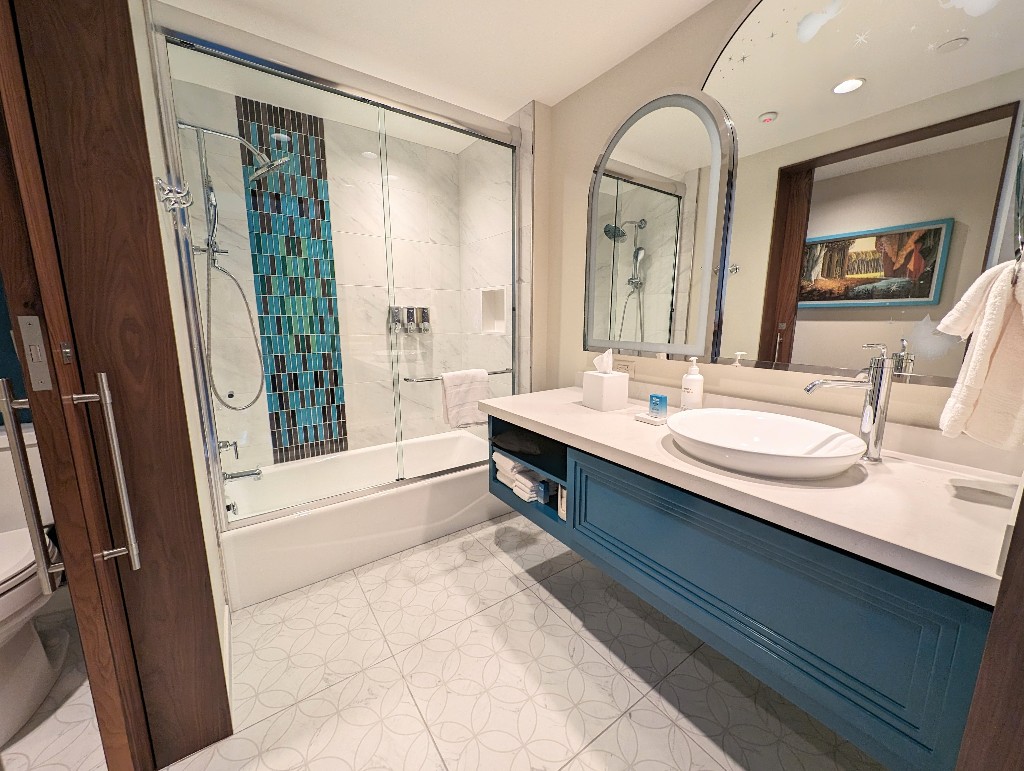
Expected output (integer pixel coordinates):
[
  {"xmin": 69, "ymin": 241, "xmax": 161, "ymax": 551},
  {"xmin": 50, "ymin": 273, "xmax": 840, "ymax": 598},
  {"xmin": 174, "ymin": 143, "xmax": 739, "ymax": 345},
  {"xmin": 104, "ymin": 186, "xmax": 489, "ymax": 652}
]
[
  {"xmin": 758, "ymin": 111, "xmax": 779, "ymax": 124},
  {"xmin": 936, "ymin": 37, "xmax": 969, "ymax": 53},
  {"xmin": 360, "ymin": 151, "xmax": 378, "ymax": 159},
  {"xmin": 833, "ymin": 78, "xmax": 865, "ymax": 94}
]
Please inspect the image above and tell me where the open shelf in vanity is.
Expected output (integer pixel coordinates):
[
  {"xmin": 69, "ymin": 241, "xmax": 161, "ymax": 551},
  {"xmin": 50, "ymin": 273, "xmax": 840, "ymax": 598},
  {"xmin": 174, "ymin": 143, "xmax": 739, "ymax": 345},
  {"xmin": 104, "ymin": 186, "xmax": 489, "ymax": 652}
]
[{"xmin": 488, "ymin": 417, "xmax": 568, "ymax": 526}]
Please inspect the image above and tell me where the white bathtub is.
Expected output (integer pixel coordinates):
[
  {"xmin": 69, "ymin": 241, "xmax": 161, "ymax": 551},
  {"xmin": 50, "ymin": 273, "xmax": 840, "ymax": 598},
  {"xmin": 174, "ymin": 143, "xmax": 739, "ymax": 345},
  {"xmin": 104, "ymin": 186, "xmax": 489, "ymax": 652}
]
[{"xmin": 220, "ymin": 430, "xmax": 510, "ymax": 607}]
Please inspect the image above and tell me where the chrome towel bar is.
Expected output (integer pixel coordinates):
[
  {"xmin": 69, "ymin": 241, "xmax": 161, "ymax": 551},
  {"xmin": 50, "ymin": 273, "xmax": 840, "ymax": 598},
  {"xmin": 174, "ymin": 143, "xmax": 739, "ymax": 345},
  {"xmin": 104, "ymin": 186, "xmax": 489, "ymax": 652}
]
[{"xmin": 403, "ymin": 368, "xmax": 512, "ymax": 384}]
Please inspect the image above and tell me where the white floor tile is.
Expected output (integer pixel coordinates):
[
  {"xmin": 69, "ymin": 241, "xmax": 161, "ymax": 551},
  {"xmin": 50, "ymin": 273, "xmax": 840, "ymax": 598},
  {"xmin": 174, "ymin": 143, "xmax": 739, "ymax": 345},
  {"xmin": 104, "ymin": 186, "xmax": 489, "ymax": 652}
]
[
  {"xmin": 396, "ymin": 588, "xmax": 640, "ymax": 771},
  {"xmin": 642, "ymin": 645, "xmax": 885, "ymax": 771},
  {"xmin": 171, "ymin": 660, "xmax": 444, "ymax": 771},
  {"xmin": 471, "ymin": 512, "xmax": 582, "ymax": 586},
  {"xmin": 231, "ymin": 571, "xmax": 390, "ymax": 729},
  {"xmin": 530, "ymin": 560, "xmax": 702, "ymax": 692},
  {"xmin": 356, "ymin": 528, "xmax": 527, "ymax": 653}
]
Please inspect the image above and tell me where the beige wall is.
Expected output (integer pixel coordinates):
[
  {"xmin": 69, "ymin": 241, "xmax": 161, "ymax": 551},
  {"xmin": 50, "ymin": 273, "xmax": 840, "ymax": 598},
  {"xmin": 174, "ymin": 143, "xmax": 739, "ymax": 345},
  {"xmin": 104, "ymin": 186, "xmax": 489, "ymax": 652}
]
[
  {"xmin": 791, "ymin": 137, "xmax": 1008, "ymax": 378},
  {"xmin": 539, "ymin": 0, "xmax": 1024, "ymax": 431}
]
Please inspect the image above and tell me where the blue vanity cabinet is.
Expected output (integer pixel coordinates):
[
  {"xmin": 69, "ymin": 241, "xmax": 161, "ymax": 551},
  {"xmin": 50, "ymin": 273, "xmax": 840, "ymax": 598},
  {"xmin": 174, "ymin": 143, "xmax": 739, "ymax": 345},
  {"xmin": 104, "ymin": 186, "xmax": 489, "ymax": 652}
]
[{"xmin": 565, "ymin": 449, "xmax": 991, "ymax": 771}]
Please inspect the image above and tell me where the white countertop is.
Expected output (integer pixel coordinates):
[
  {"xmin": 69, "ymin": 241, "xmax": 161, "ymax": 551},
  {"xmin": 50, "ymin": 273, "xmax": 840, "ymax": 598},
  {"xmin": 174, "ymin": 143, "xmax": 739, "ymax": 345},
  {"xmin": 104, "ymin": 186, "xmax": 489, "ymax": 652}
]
[{"xmin": 480, "ymin": 387, "xmax": 1019, "ymax": 605}]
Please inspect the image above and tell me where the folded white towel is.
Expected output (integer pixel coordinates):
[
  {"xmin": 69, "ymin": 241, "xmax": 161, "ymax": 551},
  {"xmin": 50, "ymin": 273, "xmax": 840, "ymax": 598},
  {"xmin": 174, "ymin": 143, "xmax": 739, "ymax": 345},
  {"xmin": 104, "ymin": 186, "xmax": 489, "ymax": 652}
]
[
  {"xmin": 440, "ymin": 369, "xmax": 490, "ymax": 428},
  {"xmin": 513, "ymin": 486, "xmax": 540, "ymax": 503},
  {"xmin": 496, "ymin": 470, "xmax": 519, "ymax": 490},
  {"xmin": 492, "ymin": 452, "xmax": 525, "ymax": 475},
  {"xmin": 939, "ymin": 261, "xmax": 1024, "ymax": 449}
]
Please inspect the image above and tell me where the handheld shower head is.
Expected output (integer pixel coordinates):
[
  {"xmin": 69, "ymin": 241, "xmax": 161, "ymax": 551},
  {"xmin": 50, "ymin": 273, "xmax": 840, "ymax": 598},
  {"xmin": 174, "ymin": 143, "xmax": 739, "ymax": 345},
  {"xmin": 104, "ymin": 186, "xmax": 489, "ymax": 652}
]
[
  {"xmin": 632, "ymin": 246, "xmax": 646, "ymax": 267},
  {"xmin": 250, "ymin": 155, "xmax": 290, "ymax": 183}
]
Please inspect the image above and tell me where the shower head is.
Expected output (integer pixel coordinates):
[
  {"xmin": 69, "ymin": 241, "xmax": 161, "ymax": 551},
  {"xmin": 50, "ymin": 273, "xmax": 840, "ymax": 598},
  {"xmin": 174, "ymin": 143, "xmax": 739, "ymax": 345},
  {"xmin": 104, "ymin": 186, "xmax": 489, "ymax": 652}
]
[
  {"xmin": 632, "ymin": 246, "xmax": 646, "ymax": 266},
  {"xmin": 604, "ymin": 223, "xmax": 627, "ymax": 242},
  {"xmin": 250, "ymin": 155, "xmax": 290, "ymax": 183}
]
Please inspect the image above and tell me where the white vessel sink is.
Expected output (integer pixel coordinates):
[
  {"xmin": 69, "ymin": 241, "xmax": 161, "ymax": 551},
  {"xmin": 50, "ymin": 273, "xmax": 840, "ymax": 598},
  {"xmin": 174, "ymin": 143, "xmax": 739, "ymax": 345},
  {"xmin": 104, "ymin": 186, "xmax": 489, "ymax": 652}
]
[{"xmin": 667, "ymin": 408, "xmax": 866, "ymax": 480}]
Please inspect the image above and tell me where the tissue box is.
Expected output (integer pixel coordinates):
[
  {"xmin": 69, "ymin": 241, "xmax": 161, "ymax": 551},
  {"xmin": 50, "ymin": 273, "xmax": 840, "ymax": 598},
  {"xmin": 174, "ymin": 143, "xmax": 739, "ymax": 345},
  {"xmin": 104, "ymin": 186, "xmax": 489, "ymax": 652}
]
[{"xmin": 582, "ymin": 371, "xmax": 629, "ymax": 411}]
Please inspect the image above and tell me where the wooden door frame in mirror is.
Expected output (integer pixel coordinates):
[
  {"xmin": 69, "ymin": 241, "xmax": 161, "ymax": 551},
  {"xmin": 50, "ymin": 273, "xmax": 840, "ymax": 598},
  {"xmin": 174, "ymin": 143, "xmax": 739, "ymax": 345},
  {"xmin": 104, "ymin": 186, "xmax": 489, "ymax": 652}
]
[
  {"xmin": 584, "ymin": 90, "xmax": 737, "ymax": 357},
  {"xmin": 756, "ymin": 102, "xmax": 1020, "ymax": 364}
]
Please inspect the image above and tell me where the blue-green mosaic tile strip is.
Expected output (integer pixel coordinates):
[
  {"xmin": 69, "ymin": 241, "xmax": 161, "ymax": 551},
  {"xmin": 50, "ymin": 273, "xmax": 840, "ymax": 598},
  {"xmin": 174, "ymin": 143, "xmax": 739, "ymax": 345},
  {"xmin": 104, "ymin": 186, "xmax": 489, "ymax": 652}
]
[{"xmin": 236, "ymin": 96, "xmax": 346, "ymax": 463}]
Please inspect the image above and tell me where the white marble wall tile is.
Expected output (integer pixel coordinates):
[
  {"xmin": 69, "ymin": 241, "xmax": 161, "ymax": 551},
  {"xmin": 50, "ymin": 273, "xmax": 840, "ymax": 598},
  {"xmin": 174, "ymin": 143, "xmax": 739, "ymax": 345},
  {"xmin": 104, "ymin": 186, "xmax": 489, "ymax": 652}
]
[
  {"xmin": 391, "ymin": 239, "xmax": 432, "ymax": 289},
  {"xmin": 460, "ymin": 230, "xmax": 514, "ymax": 289},
  {"xmin": 460, "ymin": 289, "xmax": 482, "ymax": 334},
  {"xmin": 172, "ymin": 80, "xmax": 238, "ymax": 136},
  {"xmin": 388, "ymin": 187, "xmax": 433, "ymax": 243},
  {"xmin": 338, "ymin": 334, "xmax": 394, "ymax": 385},
  {"xmin": 344, "ymin": 380, "xmax": 399, "ymax": 452},
  {"xmin": 337, "ymin": 285, "xmax": 389, "ymax": 336},
  {"xmin": 334, "ymin": 232, "xmax": 388, "ymax": 287},
  {"xmin": 384, "ymin": 135, "xmax": 458, "ymax": 201},
  {"xmin": 323, "ymin": 120, "xmax": 385, "ymax": 186},
  {"xmin": 330, "ymin": 178, "xmax": 386, "ymax": 238},
  {"xmin": 463, "ymin": 334, "xmax": 513, "ymax": 372}
]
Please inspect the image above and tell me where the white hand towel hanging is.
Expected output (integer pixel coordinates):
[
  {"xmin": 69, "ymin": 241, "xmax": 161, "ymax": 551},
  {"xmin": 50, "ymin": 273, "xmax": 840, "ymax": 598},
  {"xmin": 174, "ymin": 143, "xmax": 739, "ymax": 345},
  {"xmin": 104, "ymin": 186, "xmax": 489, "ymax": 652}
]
[
  {"xmin": 938, "ymin": 261, "xmax": 1024, "ymax": 449},
  {"xmin": 440, "ymin": 369, "xmax": 490, "ymax": 428}
]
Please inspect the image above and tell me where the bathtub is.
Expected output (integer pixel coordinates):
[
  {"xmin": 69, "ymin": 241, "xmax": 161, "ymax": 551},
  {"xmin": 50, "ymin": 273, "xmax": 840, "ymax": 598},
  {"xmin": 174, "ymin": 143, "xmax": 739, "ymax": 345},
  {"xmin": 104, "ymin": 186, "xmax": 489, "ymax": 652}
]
[{"xmin": 220, "ymin": 430, "xmax": 510, "ymax": 607}]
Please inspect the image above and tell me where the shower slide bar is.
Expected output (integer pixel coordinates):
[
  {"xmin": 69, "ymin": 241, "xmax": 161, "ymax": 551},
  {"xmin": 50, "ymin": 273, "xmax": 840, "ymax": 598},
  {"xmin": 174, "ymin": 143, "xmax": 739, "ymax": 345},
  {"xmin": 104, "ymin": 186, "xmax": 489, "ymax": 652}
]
[{"xmin": 403, "ymin": 368, "xmax": 513, "ymax": 383}]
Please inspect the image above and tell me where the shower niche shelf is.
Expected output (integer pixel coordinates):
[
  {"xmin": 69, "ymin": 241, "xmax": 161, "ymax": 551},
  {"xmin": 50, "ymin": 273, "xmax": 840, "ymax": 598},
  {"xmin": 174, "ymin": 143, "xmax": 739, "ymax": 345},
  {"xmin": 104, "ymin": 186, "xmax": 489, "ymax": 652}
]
[{"xmin": 481, "ymin": 287, "xmax": 506, "ymax": 334}]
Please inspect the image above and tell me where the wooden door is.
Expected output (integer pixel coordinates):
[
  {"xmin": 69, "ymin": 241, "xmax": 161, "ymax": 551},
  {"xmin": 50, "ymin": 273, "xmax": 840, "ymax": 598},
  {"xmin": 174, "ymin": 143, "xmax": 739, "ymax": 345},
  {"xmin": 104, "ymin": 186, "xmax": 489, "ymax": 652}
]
[{"xmin": 0, "ymin": 0, "xmax": 232, "ymax": 767}]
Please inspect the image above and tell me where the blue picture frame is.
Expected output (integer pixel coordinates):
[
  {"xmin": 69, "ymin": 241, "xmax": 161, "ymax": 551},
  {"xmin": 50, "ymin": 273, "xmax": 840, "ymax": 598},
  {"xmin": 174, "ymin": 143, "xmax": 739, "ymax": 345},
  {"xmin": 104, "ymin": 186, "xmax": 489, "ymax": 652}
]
[{"xmin": 797, "ymin": 218, "xmax": 954, "ymax": 308}]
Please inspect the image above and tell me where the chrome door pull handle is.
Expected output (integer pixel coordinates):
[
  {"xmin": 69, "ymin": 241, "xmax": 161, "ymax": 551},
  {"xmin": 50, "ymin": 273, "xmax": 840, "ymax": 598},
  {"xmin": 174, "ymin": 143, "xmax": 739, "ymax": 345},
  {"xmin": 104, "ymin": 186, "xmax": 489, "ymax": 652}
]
[
  {"xmin": 73, "ymin": 373, "xmax": 141, "ymax": 571},
  {"xmin": 0, "ymin": 379, "xmax": 62, "ymax": 595}
]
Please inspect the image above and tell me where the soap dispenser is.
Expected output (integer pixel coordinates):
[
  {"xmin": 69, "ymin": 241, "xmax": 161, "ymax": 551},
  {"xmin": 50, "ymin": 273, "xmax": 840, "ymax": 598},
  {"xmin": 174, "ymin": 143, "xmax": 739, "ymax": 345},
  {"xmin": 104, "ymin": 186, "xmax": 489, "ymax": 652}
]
[{"xmin": 682, "ymin": 356, "xmax": 704, "ymax": 409}]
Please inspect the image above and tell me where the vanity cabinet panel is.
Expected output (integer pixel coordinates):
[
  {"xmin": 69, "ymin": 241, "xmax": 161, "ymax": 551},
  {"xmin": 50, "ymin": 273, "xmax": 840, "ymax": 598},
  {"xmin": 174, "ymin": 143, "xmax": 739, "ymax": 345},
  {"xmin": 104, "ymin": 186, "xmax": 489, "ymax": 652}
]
[{"xmin": 566, "ymin": 449, "xmax": 990, "ymax": 771}]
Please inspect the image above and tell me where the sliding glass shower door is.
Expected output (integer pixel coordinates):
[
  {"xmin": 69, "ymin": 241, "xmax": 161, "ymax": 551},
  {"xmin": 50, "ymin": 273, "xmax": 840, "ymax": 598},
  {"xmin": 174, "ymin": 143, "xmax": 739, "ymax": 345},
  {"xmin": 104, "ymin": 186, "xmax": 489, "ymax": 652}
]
[{"xmin": 167, "ymin": 43, "xmax": 515, "ymax": 523}]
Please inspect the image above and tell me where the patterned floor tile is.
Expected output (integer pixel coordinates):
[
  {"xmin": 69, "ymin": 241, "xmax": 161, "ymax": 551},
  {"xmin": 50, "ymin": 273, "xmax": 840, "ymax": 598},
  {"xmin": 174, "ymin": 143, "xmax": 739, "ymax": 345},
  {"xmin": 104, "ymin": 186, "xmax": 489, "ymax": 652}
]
[
  {"xmin": 231, "ymin": 571, "xmax": 390, "ymax": 729},
  {"xmin": 471, "ymin": 512, "xmax": 581, "ymax": 586},
  {"xmin": 396, "ymin": 588, "xmax": 640, "ymax": 771},
  {"xmin": 562, "ymin": 695, "xmax": 730, "ymax": 771},
  {"xmin": 1, "ymin": 610, "xmax": 106, "ymax": 771},
  {"xmin": 530, "ymin": 560, "xmax": 702, "ymax": 692},
  {"xmin": 356, "ymin": 528, "xmax": 527, "ymax": 653},
  {"xmin": 645, "ymin": 645, "xmax": 886, "ymax": 771},
  {"xmin": 170, "ymin": 659, "xmax": 444, "ymax": 771}
]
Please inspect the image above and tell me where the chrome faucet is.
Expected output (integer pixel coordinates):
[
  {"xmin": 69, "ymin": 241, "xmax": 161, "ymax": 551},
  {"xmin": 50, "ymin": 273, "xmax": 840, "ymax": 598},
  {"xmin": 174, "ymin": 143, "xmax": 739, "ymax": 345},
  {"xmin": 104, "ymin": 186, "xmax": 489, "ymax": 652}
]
[
  {"xmin": 223, "ymin": 467, "xmax": 262, "ymax": 482},
  {"xmin": 804, "ymin": 343, "xmax": 895, "ymax": 462},
  {"xmin": 217, "ymin": 439, "xmax": 238, "ymax": 460}
]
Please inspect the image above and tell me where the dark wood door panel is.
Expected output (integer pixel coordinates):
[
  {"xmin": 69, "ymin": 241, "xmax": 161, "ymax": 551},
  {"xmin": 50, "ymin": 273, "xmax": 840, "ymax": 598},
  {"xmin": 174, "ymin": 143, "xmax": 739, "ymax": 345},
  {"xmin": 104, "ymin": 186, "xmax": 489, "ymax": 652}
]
[{"xmin": 10, "ymin": 0, "xmax": 232, "ymax": 765}]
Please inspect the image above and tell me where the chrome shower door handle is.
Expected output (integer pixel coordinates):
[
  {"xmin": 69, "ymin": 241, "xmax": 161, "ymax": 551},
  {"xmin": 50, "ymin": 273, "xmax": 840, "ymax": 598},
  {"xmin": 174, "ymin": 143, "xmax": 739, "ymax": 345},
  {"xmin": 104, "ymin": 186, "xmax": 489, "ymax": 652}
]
[
  {"xmin": 0, "ymin": 379, "xmax": 62, "ymax": 595},
  {"xmin": 73, "ymin": 373, "xmax": 141, "ymax": 571}
]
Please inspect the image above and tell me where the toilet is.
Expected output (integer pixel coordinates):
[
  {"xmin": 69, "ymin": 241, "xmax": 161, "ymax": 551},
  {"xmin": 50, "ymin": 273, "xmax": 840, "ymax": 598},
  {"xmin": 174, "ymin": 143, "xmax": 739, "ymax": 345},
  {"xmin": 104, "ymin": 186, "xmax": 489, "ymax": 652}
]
[
  {"xmin": 0, "ymin": 528, "xmax": 63, "ymax": 746},
  {"xmin": 0, "ymin": 425, "xmax": 63, "ymax": 747}
]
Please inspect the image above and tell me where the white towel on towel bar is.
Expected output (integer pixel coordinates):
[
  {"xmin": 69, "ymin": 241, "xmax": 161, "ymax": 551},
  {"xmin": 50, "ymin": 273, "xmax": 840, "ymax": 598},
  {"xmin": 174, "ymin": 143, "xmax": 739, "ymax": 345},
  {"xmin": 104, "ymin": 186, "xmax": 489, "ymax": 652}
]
[
  {"xmin": 938, "ymin": 261, "xmax": 1024, "ymax": 449},
  {"xmin": 440, "ymin": 369, "xmax": 490, "ymax": 428}
]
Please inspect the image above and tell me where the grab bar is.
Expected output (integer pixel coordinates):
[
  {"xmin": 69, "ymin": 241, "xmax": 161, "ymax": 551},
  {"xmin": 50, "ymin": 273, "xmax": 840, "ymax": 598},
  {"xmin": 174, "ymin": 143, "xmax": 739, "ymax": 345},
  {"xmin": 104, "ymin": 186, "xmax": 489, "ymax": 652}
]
[
  {"xmin": 403, "ymin": 368, "xmax": 512, "ymax": 384},
  {"xmin": 72, "ymin": 373, "xmax": 142, "ymax": 570},
  {"xmin": 0, "ymin": 379, "xmax": 63, "ymax": 595}
]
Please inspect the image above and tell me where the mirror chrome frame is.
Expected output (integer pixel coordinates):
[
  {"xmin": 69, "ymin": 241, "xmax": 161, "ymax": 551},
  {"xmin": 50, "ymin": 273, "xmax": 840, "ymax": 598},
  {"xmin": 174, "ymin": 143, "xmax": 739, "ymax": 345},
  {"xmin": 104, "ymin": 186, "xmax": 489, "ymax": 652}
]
[{"xmin": 584, "ymin": 90, "xmax": 737, "ymax": 357}]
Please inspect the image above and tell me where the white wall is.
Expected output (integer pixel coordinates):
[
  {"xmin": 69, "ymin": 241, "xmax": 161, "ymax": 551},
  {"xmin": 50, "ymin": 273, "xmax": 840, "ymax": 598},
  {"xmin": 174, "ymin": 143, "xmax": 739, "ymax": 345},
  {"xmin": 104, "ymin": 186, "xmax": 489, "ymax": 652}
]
[{"xmin": 791, "ymin": 138, "xmax": 1007, "ymax": 377}]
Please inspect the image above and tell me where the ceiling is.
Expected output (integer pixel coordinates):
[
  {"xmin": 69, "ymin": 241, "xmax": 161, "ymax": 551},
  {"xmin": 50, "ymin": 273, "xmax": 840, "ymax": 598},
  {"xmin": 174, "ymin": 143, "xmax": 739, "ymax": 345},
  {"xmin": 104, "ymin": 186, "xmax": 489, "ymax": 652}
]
[
  {"xmin": 160, "ymin": 0, "xmax": 714, "ymax": 120},
  {"xmin": 705, "ymin": 0, "xmax": 1024, "ymax": 157}
]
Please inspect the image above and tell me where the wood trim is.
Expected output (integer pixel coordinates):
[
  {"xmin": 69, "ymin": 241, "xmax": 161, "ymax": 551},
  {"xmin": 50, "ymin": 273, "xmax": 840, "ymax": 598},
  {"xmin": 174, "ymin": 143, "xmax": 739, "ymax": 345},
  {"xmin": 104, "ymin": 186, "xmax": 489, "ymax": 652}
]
[
  {"xmin": 10, "ymin": 0, "xmax": 232, "ymax": 765},
  {"xmin": 957, "ymin": 494, "xmax": 1024, "ymax": 769},
  {"xmin": 757, "ymin": 166, "xmax": 813, "ymax": 363},
  {"xmin": 0, "ymin": 3, "xmax": 153, "ymax": 769}
]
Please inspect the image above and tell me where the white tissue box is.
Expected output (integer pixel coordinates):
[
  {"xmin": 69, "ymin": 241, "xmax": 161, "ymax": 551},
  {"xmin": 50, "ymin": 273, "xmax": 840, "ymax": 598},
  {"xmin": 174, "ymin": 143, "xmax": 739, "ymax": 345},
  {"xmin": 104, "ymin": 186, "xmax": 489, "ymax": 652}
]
[{"xmin": 582, "ymin": 371, "xmax": 629, "ymax": 411}]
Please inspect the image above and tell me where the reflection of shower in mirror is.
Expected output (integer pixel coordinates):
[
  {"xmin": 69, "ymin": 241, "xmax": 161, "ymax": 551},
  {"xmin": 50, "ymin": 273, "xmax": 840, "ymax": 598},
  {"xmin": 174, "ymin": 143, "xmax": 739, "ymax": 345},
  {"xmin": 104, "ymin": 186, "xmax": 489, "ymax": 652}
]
[{"xmin": 604, "ymin": 218, "xmax": 649, "ymax": 340}]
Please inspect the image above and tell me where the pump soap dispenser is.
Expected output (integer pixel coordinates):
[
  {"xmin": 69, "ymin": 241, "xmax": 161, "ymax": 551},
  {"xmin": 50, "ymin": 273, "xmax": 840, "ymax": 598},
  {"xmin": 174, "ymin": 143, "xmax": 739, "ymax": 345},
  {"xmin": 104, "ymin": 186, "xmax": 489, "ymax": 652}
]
[{"xmin": 682, "ymin": 357, "xmax": 704, "ymax": 409}]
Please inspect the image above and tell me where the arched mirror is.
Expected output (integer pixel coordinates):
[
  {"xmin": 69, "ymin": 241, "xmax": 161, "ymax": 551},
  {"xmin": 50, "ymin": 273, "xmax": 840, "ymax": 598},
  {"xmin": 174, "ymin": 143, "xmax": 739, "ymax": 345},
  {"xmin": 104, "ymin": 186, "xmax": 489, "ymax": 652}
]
[
  {"xmin": 705, "ymin": 0, "xmax": 1023, "ymax": 382},
  {"xmin": 584, "ymin": 92, "xmax": 737, "ymax": 356}
]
